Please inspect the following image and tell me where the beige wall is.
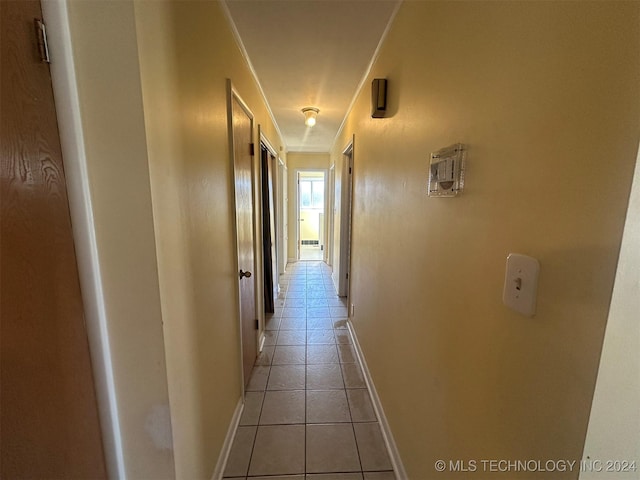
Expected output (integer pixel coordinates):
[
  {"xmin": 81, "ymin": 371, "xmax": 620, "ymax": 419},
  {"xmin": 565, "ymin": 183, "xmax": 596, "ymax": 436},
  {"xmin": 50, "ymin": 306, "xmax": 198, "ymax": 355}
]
[
  {"xmin": 64, "ymin": 1, "xmax": 174, "ymax": 477},
  {"xmin": 134, "ymin": 1, "xmax": 284, "ymax": 478},
  {"xmin": 331, "ymin": 2, "xmax": 640, "ymax": 478},
  {"xmin": 287, "ymin": 153, "xmax": 330, "ymax": 261},
  {"xmin": 61, "ymin": 0, "xmax": 284, "ymax": 478}
]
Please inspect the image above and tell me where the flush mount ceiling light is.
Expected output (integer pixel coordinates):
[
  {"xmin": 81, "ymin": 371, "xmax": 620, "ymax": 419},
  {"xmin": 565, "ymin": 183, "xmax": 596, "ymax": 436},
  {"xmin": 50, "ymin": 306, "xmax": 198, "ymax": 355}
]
[{"xmin": 302, "ymin": 107, "xmax": 319, "ymax": 127}]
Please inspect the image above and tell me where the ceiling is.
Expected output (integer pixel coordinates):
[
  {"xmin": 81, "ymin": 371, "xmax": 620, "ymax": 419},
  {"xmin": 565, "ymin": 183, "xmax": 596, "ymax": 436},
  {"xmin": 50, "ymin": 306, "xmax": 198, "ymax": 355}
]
[{"xmin": 223, "ymin": 0, "xmax": 401, "ymax": 153}]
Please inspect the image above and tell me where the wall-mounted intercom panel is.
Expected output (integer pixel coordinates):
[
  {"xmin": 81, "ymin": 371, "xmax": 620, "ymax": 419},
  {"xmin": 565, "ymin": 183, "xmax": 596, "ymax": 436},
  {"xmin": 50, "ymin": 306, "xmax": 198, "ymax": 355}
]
[
  {"xmin": 428, "ymin": 143, "xmax": 466, "ymax": 197},
  {"xmin": 371, "ymin": 78, "xmax": 387, "ymax": 118}
]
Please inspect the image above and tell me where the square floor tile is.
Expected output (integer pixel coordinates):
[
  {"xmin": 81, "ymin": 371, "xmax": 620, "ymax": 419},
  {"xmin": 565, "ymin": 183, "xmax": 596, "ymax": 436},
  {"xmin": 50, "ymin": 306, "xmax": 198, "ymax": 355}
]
[
  {"xmin": 273, "ymin": 346, "xmax": 306, "ymax": 365},
  {"xmin": 332, "ymin": 319, "xmax": 349, "ymax": 330},
  {"xmin": 307, "ymin": 290, "xmax": 329, "ymax": 299},
  {"xmin": 306, "ymin": 424, "xmax": 361, "ymax": 473},
  {"xmin": 307, "ymin": 330, "xmax": 336, "ymax": 345},
  {"xmin": 353, "ymin": 423, "xmax": 393, "ymax": 471},
  {"xmin": 334, "ymin": 331, "xmax": 352, "ymax": 345},
  {"xmin": 223, "ymin": 425, "xmax": 256, "ymax": 477},
  {"xmin": 287, "ymin": 286, "xmax": 307, "ymax": 293},
  {"xmin": 255, "ymin": 346, "xmax": 275, "ymax": 366},
  {"xmin": 286, "ymin": 289, "xmax": 306, "ymax": 298},
  {"xmin": 282, "ymin": 307, "xmax": 306, "ymax": 318},
  {"xmin": 287, "ymin": 290, "xmax": 307, "ymax": 298},
  {"xmin": 265, "ymin": 317, "xmax": 282, "ymax": 331},
  {"xmin": 363, "ymin": 472, "xmax": 396, "ymax": 480},
  {"xmin": 307, "ymin": 307, "xmax": 331, "ymax": 318},
  {"xmin": 337, "ymin": 344, "xmax": 357, "ymax": 363},
  {"xmin": 260, "ymin": 390, "xmax": 305, "ymax": 425},
  {"xmin": 263, "ymin": 330, "xmax": 277, "ymax": 346},
  {"xmin": 307, "ymin": 345, "xmax": 339, "ymax": 364},
  {"xmin": 277, "ymin": 330, "xmax": 306, "ymax": 346},
  {"xmin": 327, "ymin": 297, "xmax": 347, "ymax": 307},
  {"xmin": 346, "ymin": 389, "xmax": 376, "ymax": 422},
  {"xmin": 252, "ymin": 476, "xmax": 304, "ymax": 480},
  {"xmin": 284, "ymin": 298, "xmax": 306, "ymax": 308},
  {"xmin": 307, "ymin": 390, "xmax": 351, "ymax": 423},
  {"xmin": 248, "ymin": 425, "xmax": 305, "ymax": 476},
  {"xmin": 268, "ymin": 365, "xmax": 305, "ymax": 390},
  {"xmin": 307, "ymin": 297, "xmax": 329, "ymax": 307},
  {"xmin": 239, "ymin": 391, "xmax": 264, "ymax": 426},
  {"xmin": 246, "ymin": 366, "xmax": 270, "ymax": 391},
  {"xmin": 342, "ymin": 364, "xmax": 366, "ymax": 388},
  {"xmin": 307, "ymin": 475, "xmax": 363, "ymax": 480},
  {"xmin": 330, "ymin": 307, "xmax": 349, "ymax": 317},
  {"xmin": 307, "ymin": 364, "xmax": 344, "ymax": 389},
  {"xmin": 280, "ymin": 317, "xmax": 307, "ymax": 330},
  {"xmin": 307, "ymin": 317, "xmax": 333, "ymax": 330}
]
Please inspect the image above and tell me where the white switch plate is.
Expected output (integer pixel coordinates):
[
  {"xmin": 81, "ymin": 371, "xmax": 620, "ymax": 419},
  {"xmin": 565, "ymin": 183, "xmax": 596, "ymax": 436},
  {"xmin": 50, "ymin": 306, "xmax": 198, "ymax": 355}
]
[{"xmin": 503, "ymin": 253, "xmax": 540, "ymax": 317}]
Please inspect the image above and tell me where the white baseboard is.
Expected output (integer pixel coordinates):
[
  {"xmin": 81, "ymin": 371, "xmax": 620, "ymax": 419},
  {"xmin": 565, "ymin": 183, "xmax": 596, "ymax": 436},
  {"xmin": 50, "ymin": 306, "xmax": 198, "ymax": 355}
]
[
  {"xmin": 347, "ymin": 321, "xmax": 408, "ymax": 480},
  {"xmin": 210, "ymin": 397, "xmax": 244, "ymax": 480}
]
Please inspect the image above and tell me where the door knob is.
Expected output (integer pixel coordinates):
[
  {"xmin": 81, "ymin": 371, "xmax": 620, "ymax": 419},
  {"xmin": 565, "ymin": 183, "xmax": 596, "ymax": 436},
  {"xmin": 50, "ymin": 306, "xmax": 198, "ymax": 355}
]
[{"xmin": 239, "ymin": 270, "xmax": 252, "ymax": 279}]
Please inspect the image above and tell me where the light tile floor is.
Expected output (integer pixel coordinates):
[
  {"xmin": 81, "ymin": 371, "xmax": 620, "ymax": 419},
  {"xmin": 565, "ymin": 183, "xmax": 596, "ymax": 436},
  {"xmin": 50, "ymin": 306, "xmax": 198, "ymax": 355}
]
[{"xmin": 224, "ymin": 261, "xmax": 395, "ymax": 480}]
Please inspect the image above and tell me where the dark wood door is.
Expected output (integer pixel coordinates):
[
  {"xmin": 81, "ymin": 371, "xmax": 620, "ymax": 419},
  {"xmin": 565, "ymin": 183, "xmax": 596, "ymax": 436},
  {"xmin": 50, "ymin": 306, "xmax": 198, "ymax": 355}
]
[
  {"xmin": 0, "ymin": 1, "xmax": 107, "ymax": 477},
  {"xmin": 261, "ymin": 145, "xmax": 277, "ymax": 313},
  {"xmin": 231, "ymin": 95, "xmax": 257, "ymax": 385}
]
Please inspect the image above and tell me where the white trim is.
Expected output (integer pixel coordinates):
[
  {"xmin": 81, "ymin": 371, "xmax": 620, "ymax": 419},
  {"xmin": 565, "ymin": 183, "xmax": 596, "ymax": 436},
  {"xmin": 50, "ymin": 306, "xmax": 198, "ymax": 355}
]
[
  {"xmin": 41, "ymin": 1, "xmax": 124, "ymax": 477},
  {"xmin": 210, "ymin": 398, "xmax": 244, "ymax": 480},
  {"xmin": 331, "ymin": 0, "xmax": 403, "ymax": 150},
  {"xmin": 347, "ymin": 321, "xmax": 408, "ymax": 480},
  {"xmin": 259, "ymin": 129, "xmax": 278, "ymax": 158},
  {"xmin": 337, "ymin": 139, "xmax": 354, "ymax": 297}
]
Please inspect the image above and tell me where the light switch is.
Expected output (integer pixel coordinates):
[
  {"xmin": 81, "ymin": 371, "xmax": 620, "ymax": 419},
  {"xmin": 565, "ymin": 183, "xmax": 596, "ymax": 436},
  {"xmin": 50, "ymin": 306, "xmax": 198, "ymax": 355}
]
[{"xmin": 503, "ymin": 254, "xmax": 540, "ymax": 317}]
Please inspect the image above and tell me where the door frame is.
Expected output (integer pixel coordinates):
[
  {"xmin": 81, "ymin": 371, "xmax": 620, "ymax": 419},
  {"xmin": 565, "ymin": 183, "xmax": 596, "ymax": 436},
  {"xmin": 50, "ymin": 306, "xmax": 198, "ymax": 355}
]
[
  {"xmin": 338, "ymin": 138, "xmax": 354, "ymax": 298},
  {"xmin": 40, "ymin": 2, "xmax": 124, "ymax": 475},
  {"xmin": 278, "ymin": 157, "xmax": 288, "ymax": 276},
  {"xmin": 258, "ymin": 128, "xmax": 279, "ymax": 309},
  {"xmin": 295, "ymin": 168, "xmax": 328, "ymax": 262},
  {"xmin": 327, "ymin": 164, "xmax": 336, "ymax": 267},
  {"xmin": 227, "ymin": 80, "xmax": 260, "ymax": 392}
]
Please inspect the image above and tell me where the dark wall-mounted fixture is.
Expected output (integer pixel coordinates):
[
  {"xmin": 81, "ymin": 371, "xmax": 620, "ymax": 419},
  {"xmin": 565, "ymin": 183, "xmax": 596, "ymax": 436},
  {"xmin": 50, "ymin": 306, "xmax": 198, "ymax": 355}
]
[{"xmin": 371, "ymin": 78, "xmax": 387, "ymax": 118}]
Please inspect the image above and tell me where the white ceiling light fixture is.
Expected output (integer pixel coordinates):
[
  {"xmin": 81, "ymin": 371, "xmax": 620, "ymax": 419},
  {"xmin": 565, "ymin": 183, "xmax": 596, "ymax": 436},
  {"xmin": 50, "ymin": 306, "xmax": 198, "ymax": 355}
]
[{"xmin": 302, "ymin": 107, "xmax": 319, "ymax": 127}]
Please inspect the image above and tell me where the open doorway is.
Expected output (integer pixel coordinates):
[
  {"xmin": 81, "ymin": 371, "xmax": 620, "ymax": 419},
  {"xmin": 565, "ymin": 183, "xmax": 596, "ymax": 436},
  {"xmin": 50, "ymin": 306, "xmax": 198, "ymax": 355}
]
[
  {"xmin": 260, "ymin": 141, "xmax": 278, "ymax": 313},
  {"xmin": 337, "ymin": 141, "xmax": 354, "ymax": 297},
  {"xmin": 298, "ymin": 171, "xmax": 326, "ymax": 261}
]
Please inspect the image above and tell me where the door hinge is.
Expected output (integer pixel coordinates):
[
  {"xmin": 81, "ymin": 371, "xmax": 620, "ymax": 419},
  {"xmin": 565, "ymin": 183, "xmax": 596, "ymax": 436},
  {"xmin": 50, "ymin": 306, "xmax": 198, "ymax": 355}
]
[
  {"xmin": 349, "ymin": 167, "xmax": 352, "ymax": 174},
  {"xmin": 249, "ymin": 143, "xmax": 255, "ymax": 156},
  {"xmin": 34, "ymin": 19, "xmax": 51, "ymax": 64},
  {"xmin": 254, "ymin": 319, "xmax": 259, "ymax": 330},
  {"xmin": 346, "ymin": 272, "xmax": 349, "ymax": 279}
]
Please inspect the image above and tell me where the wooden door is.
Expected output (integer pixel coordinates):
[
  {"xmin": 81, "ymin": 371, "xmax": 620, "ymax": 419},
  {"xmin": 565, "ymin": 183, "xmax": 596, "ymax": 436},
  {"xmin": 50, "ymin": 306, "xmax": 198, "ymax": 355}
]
[
  {"xmin": 231, "ymin": 95, "xmax": 257, "ymax": 385},
  {"xmin": 0, "ymin": 1, "xmax": 107, "ymax": 477}
]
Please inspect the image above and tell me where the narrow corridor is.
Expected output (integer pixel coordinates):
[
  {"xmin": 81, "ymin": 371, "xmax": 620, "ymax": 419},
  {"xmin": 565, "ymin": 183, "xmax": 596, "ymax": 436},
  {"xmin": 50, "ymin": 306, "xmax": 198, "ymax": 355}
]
[{"xmin": 223, "ymin": 261, "xmax": 395, "ymax": 479}]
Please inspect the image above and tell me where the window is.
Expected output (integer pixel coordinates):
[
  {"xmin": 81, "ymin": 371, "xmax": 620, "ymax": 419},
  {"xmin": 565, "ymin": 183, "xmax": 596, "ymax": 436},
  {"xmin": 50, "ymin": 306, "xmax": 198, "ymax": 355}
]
[{"xmin": 300, "ymin": 179, "xmax": 324, "ymax": 208}]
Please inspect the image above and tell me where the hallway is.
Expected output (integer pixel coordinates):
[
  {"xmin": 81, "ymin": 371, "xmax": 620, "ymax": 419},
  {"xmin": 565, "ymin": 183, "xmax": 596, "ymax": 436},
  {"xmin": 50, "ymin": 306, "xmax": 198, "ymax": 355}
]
[{"xmin": 223, "ymin": 261, "xmax": 394, "ymax": 479}]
